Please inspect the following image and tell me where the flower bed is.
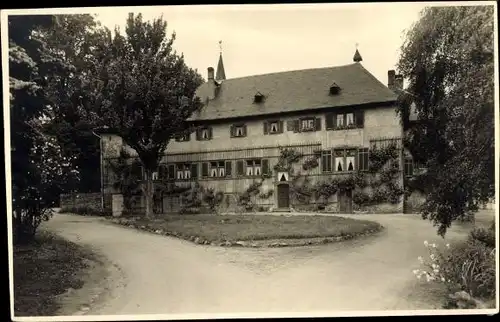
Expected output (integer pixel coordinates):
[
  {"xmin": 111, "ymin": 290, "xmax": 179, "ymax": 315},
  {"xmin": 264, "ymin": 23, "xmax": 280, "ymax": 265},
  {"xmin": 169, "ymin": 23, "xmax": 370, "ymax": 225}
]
[
  {"xmin": 108, "ymin": 214, "xmax": 384, "ymax": 248},
  {"xmin": 413, "ymin": 220, "xmax": 496, "ymax": 309}
]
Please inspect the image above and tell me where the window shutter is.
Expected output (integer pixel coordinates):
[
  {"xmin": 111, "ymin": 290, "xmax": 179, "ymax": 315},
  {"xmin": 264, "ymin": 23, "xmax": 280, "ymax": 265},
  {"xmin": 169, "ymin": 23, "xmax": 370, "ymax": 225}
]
[
  {"xmin": 262, "ymin": 159, "xmax": 269, "ymax": 175},
  {"xmin": 208, "ymin": 127, "xmax": 213, "ymax": 139},
  {"xmin": 263, "ymin": 121, "xmax": 269, "ymax": 134},
  {"xmin": 186, "ymin": 133, "xmax": 191, "ymax": 141},
  {"xmin": 201, "ymin": 162, "xmax": 209, "ymax": 177},
  {"xmin": 195, "ymin": 128, "xmax": 201, "ymax": 141},
  {"xmin": 168, "ymin": 164, "xmax": 175, "ymax": 179},
  {"xmin": 225, "ymin": 161, "xmax": 232, "ymax": 177},
  {"xmin": 230, "ymin": 125, "xmax": 235, "ymax": 138},
  {"xmin": 355, "ymin": 110, "xmax": 364, "ymax": 128},
  {"xmin": 286, "ymin": 120, "xmax": 295, "ymax": 132},
  {"xmin": 243, "ymin": 125, "xmax": 247, "ymax": 137},
  {"xmin": 293, "ymin": 119, "xmax": 300, "ymax": 133},
  {"xmin": 190, "ymin": 163, "xmax": 198, "ymax": 179},
  {"xmin": 278, "ymin": 120, "xmax": 284, "ymax": 133},
  {"xmin": 326, "ymin": 113, "xmax": 334, "ymax": 130},
  {"xmin": 236, "ymin": 160, "xmax": 244, "ymax": 176},
  {"xmin": 315, "ymin": 117, "xmax": 322, "ymax": 131}
]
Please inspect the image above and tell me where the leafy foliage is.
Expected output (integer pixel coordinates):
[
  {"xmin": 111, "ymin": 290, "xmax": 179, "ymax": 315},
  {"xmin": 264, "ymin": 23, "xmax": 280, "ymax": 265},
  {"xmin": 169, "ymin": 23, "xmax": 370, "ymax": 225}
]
[
  {"xmin": 397, "ymin": 6, "xmax": 495, "ymax": 236},
  {"xmin": 414, "ymin": 230, "xmax": 495, "ymax": 307},
  {"xmin": 82, "ymin": 13, "xmax": 204, "ymax": 218},
  {"xmin": 9, "ymin": 15, "xmax": 81, "ymax": 244}
]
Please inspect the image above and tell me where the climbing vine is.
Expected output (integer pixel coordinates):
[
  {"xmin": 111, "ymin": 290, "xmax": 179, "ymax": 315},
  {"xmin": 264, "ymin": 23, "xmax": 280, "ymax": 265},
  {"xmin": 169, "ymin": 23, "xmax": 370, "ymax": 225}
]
[{"xmin": 281, "ymin": 143, "xmax": 405, "ymax": 211}]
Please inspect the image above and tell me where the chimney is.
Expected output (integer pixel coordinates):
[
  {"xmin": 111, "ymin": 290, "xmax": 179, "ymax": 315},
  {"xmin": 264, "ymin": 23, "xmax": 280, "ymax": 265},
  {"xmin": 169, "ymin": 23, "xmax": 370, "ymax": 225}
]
[
  {"xmin": 207, "ymin": 67, "xmax": 214, "ymax": 81},
  {"xmin": 388, "ymin": 70, "xmax": 396, "ymax": 90},
  {"xmin": 394, "ymin": 75, "xmax": 404, "ymax": 91}
]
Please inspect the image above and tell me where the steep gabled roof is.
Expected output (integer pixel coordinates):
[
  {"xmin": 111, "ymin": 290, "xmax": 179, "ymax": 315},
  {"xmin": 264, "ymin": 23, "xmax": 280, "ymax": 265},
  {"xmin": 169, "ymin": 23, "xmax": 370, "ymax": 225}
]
[{"xmin": 189, "ymin": 62, "xmax": 397, "ymax": 122}]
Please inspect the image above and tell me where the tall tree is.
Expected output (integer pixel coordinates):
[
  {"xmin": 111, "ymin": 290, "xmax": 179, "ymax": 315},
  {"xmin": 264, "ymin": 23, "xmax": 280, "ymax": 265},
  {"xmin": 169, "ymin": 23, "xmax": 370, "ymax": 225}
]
[
  {"xmin": 84, "ymin": 13, "xmax": 203, "ymax": 218},
  {"xmin": 397, "ymin": 6, "xmax": 495, "ymax": 236},
  {"xmin": 41, "ymin": 14, "xmax": 104, "ymax": 193},
  {"xmin": 9, "ymin": 15, "xmax": 80, "ymax": 243}
]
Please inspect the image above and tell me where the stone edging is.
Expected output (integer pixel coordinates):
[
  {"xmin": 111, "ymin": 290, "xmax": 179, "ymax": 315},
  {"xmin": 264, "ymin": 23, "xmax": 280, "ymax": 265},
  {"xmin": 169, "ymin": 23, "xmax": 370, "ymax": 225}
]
[{"xmin": 107, "ymin": 218, "xmax": 384, "ymax": 248}]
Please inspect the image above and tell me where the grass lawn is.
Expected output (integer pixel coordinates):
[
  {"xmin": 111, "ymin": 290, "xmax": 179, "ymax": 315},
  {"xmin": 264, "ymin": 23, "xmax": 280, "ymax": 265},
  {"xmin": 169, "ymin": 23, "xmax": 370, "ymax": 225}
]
[
  {"xmin": 119, "ymin": 214, "xmax": 383, "ymax": 243},
  {"xmin": 13, "ymin": 230, "xmax": 95, "ymax": 316}
]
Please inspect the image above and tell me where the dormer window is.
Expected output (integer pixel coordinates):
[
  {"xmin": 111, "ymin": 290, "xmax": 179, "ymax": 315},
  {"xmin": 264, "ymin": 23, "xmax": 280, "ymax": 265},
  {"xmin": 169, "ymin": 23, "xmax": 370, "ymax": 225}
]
[
  {"xmin": 254, "ymin": 92, "xmax": 265, "ymax": 103},
  {"xmin": 329, "ymin": 82, "xmax": 341, "ymax": 95}
]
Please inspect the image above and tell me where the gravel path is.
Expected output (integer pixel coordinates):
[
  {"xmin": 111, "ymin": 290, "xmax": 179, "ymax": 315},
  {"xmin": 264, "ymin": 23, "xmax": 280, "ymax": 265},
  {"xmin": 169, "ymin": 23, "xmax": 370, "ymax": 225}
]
[{"xmin": 42, "ymin": 212, "xmax": 485, "ymax": 317}]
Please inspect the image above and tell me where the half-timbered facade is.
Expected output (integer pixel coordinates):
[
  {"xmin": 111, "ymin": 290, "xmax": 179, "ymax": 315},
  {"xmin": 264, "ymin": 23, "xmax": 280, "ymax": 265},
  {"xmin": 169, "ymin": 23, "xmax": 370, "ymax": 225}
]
[{"xmin": 100, "ymin": 49, "xmax": 412, "ymax": 214}]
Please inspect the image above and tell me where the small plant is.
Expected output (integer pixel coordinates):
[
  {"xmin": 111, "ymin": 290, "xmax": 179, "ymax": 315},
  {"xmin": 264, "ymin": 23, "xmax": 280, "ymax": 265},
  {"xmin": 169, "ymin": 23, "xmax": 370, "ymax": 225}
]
[{"xmin": 413, "ymin": 238, "xmax": 496, "ymax": 308}]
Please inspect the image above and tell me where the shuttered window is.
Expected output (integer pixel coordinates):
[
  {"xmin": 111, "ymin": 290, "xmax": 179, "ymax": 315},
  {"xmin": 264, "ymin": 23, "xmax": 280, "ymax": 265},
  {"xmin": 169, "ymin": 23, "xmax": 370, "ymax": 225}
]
[
  {"xmin": 262, "ymin": 159, "xmax": 270, "ymax": 175},
  {"xmin": 201, "ymin": 162, "xmax": 209, "ymax": 177},
  {"xmin": 321, "ymin": 151, "xmax": 332, "ymax": 172},
  {"xmin": 225, "ymin": 161, "xmax": 232, "ymax": 177},
  {"xmin": 191, "ymin": 163, "xmax": 198, "ymax": 179},
  {"xmin": 236, "ymin": 160, "xmax": 244, "ymax": 176},
  {"xmin": 358, "ymin": 148, "xmax": 369, "ymax": 171}
]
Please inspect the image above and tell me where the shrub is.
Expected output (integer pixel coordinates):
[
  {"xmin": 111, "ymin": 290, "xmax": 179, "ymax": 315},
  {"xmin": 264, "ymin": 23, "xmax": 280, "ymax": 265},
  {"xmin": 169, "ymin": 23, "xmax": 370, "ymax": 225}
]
[
  {"xmin": 413, "ymin": 238, "xmax": 496, "ymax": 308},
  {"xmin": 469, "ymin": 221, "xmax": 495, "ymax": 248}
]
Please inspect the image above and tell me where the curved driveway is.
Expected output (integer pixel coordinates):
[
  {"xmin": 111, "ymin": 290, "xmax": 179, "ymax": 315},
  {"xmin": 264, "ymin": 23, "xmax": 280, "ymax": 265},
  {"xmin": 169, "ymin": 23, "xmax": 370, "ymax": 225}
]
[{"xmin": 42, "ymin": 212, "xmax": 481, "ymax": 317}]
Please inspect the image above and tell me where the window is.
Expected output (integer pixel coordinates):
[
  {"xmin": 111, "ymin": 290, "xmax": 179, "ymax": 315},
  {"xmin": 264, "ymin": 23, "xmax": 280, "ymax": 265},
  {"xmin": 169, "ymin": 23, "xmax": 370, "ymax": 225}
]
[
  {"xmin": 213, "ymin": 161, "xmax": 226, "ymax": 177},
  {"xmin": 175, "ymin": 133, "xmax": 190, "ymax": 142},
  {"xmin": 346, "ymin": 113, "xmax": 354, "ymax": 126},
  {"xmin": 357, "ymin": 148, "xmax": 369, "ymax": 171},
  {"xmin": 321, "ymin": 150, "xmax": 332, "ymax": 172},
  {"xmin": 201, "ymin": 128, "xmax": 210, "ymax": 140},
  {"xmin": 404, "ymin": 157, "xmax": 414, "ymax": 177},
  {"xmin": 334, "ymin": 150, "xmax": 345, "ymax": 172},
  {"xmin": 336, "ymin": 114, "xmax": 344, "ymax": 127},
  {"xmin": 196, "ymin": 127, "xmax": 212, "ymax": 141},
  {"xmin": 176, "ymin": 164, "xmax": 192, "ymax": 180},
  {"xmin": 264, "ymin": 120, "xmax": 283, "ymax": 134},
  {"xmin": 301, "ymin": 118, "xmax": 315, "ymax": 131},
  {"xmin": 326, "ymin": 111, "xmax": 364, "ymax": 130},
  {"xmin": 246, "ymin": 159, "xmax": 261, "ymax": 176},
  {"xmin": 334, "ymin": 148, "xmax": 357, "ymax": 172},
  {"xmin": 231, "ymin": 124, "xmax": 247, "ymax": 138},
  {"xmin": 152, "ymin": 171, "xmax": 159, "ymax": 180}
]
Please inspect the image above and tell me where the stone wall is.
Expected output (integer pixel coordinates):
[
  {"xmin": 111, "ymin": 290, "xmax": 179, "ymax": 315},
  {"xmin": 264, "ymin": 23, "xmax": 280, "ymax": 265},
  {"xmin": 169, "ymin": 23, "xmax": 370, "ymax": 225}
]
[{"xmin": 60, "ymin": 192, "xmax": 102, "ymax": 210}]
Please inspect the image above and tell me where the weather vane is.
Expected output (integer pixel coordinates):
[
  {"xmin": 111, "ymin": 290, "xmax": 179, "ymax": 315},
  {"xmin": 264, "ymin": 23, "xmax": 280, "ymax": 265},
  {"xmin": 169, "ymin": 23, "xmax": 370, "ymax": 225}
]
[
  {"xmin": 219, "ymin": 40, "xmax": 222, "ymax": 54},
  {"xmin": 355, "ymin": 42, "xmax": 359, "ymax": 49}
]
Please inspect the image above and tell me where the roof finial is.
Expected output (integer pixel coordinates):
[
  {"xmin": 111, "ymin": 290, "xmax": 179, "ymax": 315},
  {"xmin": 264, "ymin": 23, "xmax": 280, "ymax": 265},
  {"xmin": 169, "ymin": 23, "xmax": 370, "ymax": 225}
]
[
  {"xmin": 219, "ymin": 40, "xmax": 222, "ymax": 54},
  {"xmin": 353, "ymin": 43, "xmax": 363, "ymax": 63}
]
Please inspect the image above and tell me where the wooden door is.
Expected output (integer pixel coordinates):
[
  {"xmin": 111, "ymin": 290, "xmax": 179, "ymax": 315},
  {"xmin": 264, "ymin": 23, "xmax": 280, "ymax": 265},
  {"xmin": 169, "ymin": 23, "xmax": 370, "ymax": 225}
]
[
  {"xmin": 339, "ymin": 189, "xmax": 353, "ymax": 213},
  {"xmin": 277, "ymin": 184, "xmax": 290, "ymax": 208}
]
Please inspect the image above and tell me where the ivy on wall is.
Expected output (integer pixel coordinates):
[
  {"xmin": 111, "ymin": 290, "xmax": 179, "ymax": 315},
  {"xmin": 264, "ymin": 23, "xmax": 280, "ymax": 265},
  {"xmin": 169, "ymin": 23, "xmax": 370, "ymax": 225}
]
[{"xmin": 271, "ymin": 143, "xmax": 405, "ymax": 210}]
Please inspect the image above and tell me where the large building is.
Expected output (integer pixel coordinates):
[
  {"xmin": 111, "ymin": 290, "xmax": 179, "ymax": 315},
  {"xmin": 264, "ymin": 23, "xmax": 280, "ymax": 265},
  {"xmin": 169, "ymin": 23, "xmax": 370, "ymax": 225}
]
[{"xmin": 100, "ymin": 48, "xmax": 419, "ymax": 215}]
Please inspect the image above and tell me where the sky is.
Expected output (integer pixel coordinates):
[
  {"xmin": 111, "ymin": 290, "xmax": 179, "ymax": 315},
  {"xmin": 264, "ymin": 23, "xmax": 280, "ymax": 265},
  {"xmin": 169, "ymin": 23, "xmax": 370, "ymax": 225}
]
[{"xmin": 91, "ymin": 3, "xmax": 432, "ymax": 85}]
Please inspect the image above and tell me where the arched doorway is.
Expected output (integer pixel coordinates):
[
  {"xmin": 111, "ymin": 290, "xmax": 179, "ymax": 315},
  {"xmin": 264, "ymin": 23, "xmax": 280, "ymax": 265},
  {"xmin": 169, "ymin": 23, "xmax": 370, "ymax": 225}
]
[{"xmin": 277, "ymin": 184, "xmax": 290, "ymax": 209}]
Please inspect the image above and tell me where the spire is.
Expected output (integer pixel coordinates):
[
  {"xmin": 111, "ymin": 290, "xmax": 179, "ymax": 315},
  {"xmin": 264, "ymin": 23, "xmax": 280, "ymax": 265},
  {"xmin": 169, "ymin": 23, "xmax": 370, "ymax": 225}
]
[
  {"xmin": 353, "ymin": 43, "xmax": 362, "ymax": 63},
  {"xmin": 216, "ymin": 40, "xmax": 226, "ymax": 81}
]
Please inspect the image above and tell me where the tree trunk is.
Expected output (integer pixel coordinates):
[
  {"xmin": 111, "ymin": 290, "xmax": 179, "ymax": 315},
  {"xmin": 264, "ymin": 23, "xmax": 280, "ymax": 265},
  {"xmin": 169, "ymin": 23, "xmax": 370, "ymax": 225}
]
[{"xmin": 144, "ymin": 169, "xmax": 154, "ymax": 219}]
